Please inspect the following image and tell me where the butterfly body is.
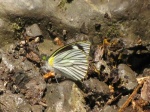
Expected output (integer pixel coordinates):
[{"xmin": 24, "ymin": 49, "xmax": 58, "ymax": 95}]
[{"xmin": 47, "ymin": 41, "xmax": 91, "ymax": 80}]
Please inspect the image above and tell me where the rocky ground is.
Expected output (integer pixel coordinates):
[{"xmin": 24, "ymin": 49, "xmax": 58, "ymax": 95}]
[{"xmin": 0, "ymin": 0, "xmax": 150, "ymax": 112}]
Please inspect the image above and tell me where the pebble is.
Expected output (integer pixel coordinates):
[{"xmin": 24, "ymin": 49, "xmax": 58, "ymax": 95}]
[
  {"xmin": 141, "ymin": 78, "xmax": 150, "ymax": 101},
  {"xmin": 25, "ymin": 24, "xmax": 42, "ymax": 37},
  {"xmin": 118, "ymin": 64, "xmax": 138, "ymax": 90},
  {"xmin": 34, "ymin": 37, "xmax": 40, "ymax": 43}
]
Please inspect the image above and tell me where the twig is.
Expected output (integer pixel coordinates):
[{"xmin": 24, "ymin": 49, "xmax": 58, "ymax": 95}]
[{"xmin": 118, "ymin": 81, "xmax": 144, "ymax": 112}]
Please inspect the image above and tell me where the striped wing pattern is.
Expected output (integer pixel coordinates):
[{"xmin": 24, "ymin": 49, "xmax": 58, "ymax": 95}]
[
  {"xmin": 53, "ymin": 49, "xmax": 88, "ymax": 80},
  {"xmin": 75, "ymin": 42, "xmax": 91, "ymax": 55},
  {"xmin": 50, "ymin": 41, "xmax": 91, "ymax": 80}
]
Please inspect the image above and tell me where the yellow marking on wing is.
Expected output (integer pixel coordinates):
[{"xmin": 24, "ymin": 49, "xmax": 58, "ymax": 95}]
[{"xmin": 48, "ymin": 57, "xmax": 54, "ymax": 67}]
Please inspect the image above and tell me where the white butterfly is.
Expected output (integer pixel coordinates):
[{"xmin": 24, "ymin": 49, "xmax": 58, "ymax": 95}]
[{"xmin": 45, "ymin": 41, "xmax": 91, "ymax": 81}]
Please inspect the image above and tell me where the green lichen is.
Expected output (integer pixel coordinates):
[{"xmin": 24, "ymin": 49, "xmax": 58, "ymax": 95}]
[
  {"xmin": 9, "ymin": 17, "xmax": 26, "ymax": 39},
  {"xmin": 58, "ymin": 0, "xmax": 67, "ymax": 8},
  {"xmin": 11, "ymin": 23, "xmax": 22, "ymax": 32}
]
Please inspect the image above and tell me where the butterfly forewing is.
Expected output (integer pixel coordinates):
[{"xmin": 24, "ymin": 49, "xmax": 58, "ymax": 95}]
[{"xmin": 73, "ymin": 42, "xmax": 91, "ymax": 55}]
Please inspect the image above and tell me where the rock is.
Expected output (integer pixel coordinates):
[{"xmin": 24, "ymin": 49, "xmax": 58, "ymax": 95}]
[
  {"xmin": 117, "ymin": 95, "xmax": 129, "ymax": 108},
  {"xmin": 141, "ymin": 78, "xmax": 150, "ymax": 101},
  {"xmin": 0, "ymin": 51, "xmax": 2, "ymax": 63},
  {"xmin": 0, "ymin": 44, "xmax": 46, "ymax": 104},
  {"xmin": 82, "ymin": 79, "xmax": 110, "ymax": 110},
  {"xmin": 25, "ymin": 76, "xmax": 46, "ymax": 104},
  {"xmin": 0, "ymin": 80, "xmax": 6, "ymax": 94},
  {"xmin": 117, "ymin": 95, "xmax": 133, "ymax": 112},
  {"xmin": 83, "ymin": 78, "xmax": 110, "ymax": 95},
  {"xmin": 25, "ymin": 24, "xmax": 42, "ymax": 37},
  {"xmin": 31, "ymin": 105, "xmax": 44, "ymax": 112},
  {"xmin": 101, "ymin": 105, "xmax": 117, "ymax": 112},
  {"xmin": 1, "ymin": 51, "xmax": 15, "ymax": 72},
  {"xmin": 80, "ymin": 22, "xmax": 88, "ymax": 34},
  {"xmin": 0, "ymin": 91, "xmax": 32, "ymax": 112},
  {"xmin": 0, "ymin": 0, "xmax": 149, "ymax": 48},
  {"xmin": 38, "ymin": 39, "xmax": 60, "ymax": 56},
  {"xmin": 0, "ymin": 18, "xmax": 14, "ymax": 47},
  {"xmin": 118, "ymin": 64, "xmax": 138, "ymax": 90},
  {"xmin": 141, "ymin": 68, "xmax": 150, "ymax": 77},
  {"xmin": 0, "ymin": 0, "xmax": 44, "ymax": 16},
  {"xmin": 45, "ymin": 81, "xmax": 86, "ymax": 112},
  {"xmin": 34, "ymin": 37, "xmax": 40, "ymax": 43}
]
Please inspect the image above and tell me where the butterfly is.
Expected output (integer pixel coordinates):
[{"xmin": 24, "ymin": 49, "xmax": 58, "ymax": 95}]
[{"xmin": 44, "ymin": 41, "xmax": 91, "ymax": 81}]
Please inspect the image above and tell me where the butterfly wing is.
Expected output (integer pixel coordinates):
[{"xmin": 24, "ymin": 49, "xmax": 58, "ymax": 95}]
[
  {"xmin": 73, "ymin": 41, "xmax": 91, "ymax": 55},
  {"xmin": 48, "ymin": 41, "xmax": 91, "ymax": 80},
  {"xmin": 53, "ymin": 48, "xmax": 89, "ymax": 80}
]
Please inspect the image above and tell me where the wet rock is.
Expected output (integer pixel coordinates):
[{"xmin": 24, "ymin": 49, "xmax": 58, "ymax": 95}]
[
  {"xmin": 45, "ymin": 81, "xmax": 86, "ymax": 112},
  {"xmin": 25, "ymin": 24, "xmax": 42, "ymax": 37},
  {"xmin": 83, "ymin": 78, "xmax": 110, "ymax": 95},
  {"xmin": 141, "ymin": 78, "xmax": 150, "ymax": 101},
  {"xmin": 118, "ymin": 64, "xmax": 138, "ymax": 90},
  {"xmin": 0, "ymin": 91, "xmax": 32, "ymax": 112}
]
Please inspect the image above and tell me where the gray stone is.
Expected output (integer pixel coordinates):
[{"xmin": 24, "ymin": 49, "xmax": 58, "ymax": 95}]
[
  {"xmin": 118, "ymin": 64, "xmax": 138, "ymax": 90},
  {"xmin": 25, "ymin": 76, "xmax": 46, "ymax": 104},
  {"xmin": 31, "ymin": 105, "xmax": 44, "ymax": 112},
  {"xmin": 25, "ymin": 24, "xmax": 42, "ymax": 37},
  {"xmin": 0, "ymin": 91, "xmax": 32, "ymax": 112},
  {"xmin": 101, "ymin": 105, "xmax": 117, "ymax": 112},
  {"xmin": 0, "ymin": 46, "xmax": 46, "ymax": 104},
  {"xmin": 45, "ymin": 81, "xmax": 86, "ymax": 112},
  {"xmin": 141, "ymin": 78, "xmax": 150, "ymax": 101},
  {"xmin": 83, "ymin": 78, "xmax": 110, "ymax": 95},
  {"xmin": 0, "ymin": 0, "xmax": 150, "ymax": 47},
  {"xmin": 0, "ymin": 18, "xmax": 14, "ymax": 47},
  {"xmin": 117, "ymin": 95, "xmax": 129, "ymax": 108}
]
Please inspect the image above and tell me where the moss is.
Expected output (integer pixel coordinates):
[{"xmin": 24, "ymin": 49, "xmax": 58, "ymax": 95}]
[
  {"xmin": 9, "ymin": 16, "xmax": 43, "ymax": 39},
  {"xmin": 98, "ymin": 20, "xmax": 121, "ymax": 39}
]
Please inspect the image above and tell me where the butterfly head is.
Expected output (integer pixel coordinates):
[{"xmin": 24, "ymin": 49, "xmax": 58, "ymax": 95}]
[{"xmin": 41, "ymin": 58, "xmax": 54, "ymax": 74}]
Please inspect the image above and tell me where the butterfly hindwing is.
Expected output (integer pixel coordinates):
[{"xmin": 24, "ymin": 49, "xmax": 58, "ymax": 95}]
[
  {"xmin": 49, "ymin": 41, "xmax": 91, "ymax": 80},
  {"xmin": 73, "ymin": 41, "xmax": 91, "ymax": 55},
  {"xmin": 53, "ymin": 48, "xmax": 88, "ymax": 80}
]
